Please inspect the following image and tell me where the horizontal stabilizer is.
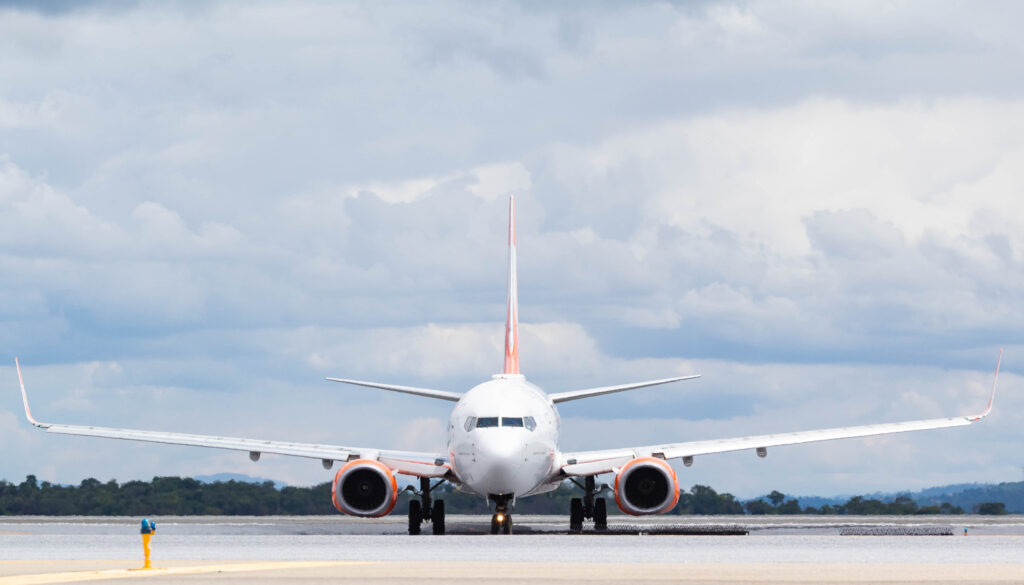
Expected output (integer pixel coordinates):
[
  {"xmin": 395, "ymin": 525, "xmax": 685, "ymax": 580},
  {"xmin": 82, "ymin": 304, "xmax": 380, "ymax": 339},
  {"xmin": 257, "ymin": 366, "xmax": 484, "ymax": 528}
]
[
  {"xmin": 549, "ymin": 375, "xmax": 701, "ymax": 404},
  {"xmin": 326, "ymin": 377, "xmax": 463, "ymax": 402}
]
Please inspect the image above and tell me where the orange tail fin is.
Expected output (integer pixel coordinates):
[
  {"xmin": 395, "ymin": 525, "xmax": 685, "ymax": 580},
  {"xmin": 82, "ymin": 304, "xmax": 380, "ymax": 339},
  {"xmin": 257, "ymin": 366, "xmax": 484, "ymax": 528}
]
[{"xmin": 503, "ymin": 195, "xmax": 520, "ymax": 375}]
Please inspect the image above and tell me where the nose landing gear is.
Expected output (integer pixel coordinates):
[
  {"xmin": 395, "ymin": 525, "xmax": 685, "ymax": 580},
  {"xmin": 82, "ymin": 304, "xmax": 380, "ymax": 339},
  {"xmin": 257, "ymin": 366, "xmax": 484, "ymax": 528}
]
[
  {"xmin": 569, "ymin": 475, "xmax": 607, "ymax": 533},
  {"xmin": 489, "ymin": 494, "xmax": 514, "ymax": 535},
  {"xmin": 490, "ymin": 510, "xmax": 512, "ymax": 534},
  {"xmin": 408, "ymin": 477, "xmax": 446, "ymax": 535}
]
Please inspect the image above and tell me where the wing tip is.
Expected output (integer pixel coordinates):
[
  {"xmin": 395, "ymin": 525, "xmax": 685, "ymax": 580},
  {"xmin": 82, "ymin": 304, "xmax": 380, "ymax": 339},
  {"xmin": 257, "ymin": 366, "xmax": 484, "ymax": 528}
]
[
  {"xmin": 15, "ymin": 357, "xmax": 48, "ymax": 428},
  {"xmin": 968, "ymin": 348, "xmax": 1002, "ymax": 422}
]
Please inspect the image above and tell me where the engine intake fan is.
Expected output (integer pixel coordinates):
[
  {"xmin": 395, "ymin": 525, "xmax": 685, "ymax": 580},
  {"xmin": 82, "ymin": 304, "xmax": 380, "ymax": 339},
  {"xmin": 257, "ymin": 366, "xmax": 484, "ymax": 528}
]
[
  {"xmin": 613, "ymin": 457, "xmax": 680, "ymax": 515},
  {"xmin": 331, "ymin": 459, "xmax": 398, "ymax": 517}
]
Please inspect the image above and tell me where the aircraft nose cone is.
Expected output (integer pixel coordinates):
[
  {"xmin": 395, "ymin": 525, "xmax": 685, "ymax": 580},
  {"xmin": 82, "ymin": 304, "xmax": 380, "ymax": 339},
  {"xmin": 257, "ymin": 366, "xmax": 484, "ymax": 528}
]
[
  {"xmin": 473, "ymin": 436, "xmax": 525, "ymax": 494},
  {"xmin": 480, "ymin": 461, "xmax": 517, "ymax": 492},
  {"xmin": 477, "ymin": 436, "xmax": 523, "ymax": 460}
]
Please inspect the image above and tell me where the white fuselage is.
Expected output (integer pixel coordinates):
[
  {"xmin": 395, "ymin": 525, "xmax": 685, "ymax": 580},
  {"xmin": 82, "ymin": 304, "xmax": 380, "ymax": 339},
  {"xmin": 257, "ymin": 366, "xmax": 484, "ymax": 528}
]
[{"xmin": 448, "ymin": 374, "xmax": 561, "ymax": 500}]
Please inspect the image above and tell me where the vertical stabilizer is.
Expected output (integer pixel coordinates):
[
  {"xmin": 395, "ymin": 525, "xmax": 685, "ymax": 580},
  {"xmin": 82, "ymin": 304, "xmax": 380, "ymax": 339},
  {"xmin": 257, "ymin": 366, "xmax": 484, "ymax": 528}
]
[{"xmin": 503, "ymin": 195, "xmax": 520, "ymax": 375}]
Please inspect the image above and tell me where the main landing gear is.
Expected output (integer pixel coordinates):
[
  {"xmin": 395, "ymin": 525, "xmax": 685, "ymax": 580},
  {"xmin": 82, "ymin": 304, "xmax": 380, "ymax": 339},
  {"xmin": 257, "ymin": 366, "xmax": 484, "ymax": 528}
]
[
  {"xmin": 569, "ymin": 475, "xmax": 607, "ymax": 533},
  {"xmin": 408, "ymin": 477, "xmax": 446, "ymax": 535},
  {"xmin": 489, "ymin": 494, "xmax": 513, "ymax": 535}
]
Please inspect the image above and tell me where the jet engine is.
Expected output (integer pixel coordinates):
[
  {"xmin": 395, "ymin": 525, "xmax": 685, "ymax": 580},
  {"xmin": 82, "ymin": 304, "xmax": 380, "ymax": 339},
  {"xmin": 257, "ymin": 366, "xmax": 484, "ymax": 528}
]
[
  {"xmin": 331, "ymin": 459, "xmax": 398, "ymax": 517},
  {"xmin": 613, "ymin": 457, "xmax": 680, "ymax": 515}
]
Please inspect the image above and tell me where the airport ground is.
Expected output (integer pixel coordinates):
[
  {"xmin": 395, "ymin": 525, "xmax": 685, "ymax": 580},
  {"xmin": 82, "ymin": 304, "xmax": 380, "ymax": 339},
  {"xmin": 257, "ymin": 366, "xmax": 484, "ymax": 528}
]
[{"xmin": 2, "ymin": 515, "xmax": 1023, "ymax": 584}]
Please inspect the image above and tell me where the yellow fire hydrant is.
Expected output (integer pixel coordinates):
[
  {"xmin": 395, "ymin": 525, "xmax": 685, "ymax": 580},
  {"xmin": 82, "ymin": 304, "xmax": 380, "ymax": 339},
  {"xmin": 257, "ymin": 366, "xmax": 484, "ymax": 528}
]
[{"xmin": 140, "ymin": 518, "xmax": 156, "ymax": 569}]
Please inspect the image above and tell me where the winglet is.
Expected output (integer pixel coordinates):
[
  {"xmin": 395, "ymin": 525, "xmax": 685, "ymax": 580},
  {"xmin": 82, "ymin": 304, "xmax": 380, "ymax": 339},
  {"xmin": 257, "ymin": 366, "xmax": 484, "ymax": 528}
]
[
  {"xmin": 968, "ymin": 348, "xmax": 1002, "ymax": 422},
  {"xmin": 15, "ymin": 358, "xmax": 49, "ymax": 428},
  {"xmin": 503, "ymin": 194, "xmax": 520, "ymax": 375}
]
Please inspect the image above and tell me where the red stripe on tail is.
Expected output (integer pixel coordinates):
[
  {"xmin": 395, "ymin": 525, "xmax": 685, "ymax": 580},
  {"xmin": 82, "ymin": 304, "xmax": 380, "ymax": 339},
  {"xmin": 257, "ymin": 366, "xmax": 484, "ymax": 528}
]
[{"xmin": 503, "ymin": 195, "xmax": 520, "ymax": 375}]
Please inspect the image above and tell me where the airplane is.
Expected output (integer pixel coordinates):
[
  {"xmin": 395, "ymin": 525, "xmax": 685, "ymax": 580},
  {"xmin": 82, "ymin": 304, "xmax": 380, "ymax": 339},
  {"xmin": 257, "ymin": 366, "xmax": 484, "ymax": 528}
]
[{"xmin": 16, "ymin": 195, "xmax": 1002, "ymax": 535}]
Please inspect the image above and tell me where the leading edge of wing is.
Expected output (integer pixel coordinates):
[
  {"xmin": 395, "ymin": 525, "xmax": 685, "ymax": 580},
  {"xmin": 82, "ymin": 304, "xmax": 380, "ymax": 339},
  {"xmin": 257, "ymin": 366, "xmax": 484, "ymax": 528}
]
[
  {"xmin": 15, "ymin": 359, "xmax": 448, "ymax": 477},
  {"xmin": 548, "ymin": 375, "xmax": 701, "ymax": 404},
  {"xmin": 561, "ymin": 351, "xmax": 1002, "ymax": 476},
  {"xmin": 326, "ymin": 377, "xmax": 463, "ymax": 402},
  {"xmin": 40, "ymin": 423, "xmax": 449, "ymax": 477},
  {"xmin": 560, "ymin": 416, "xmax": 975, "ymax": 477},
  {"xmin": 45, "ymin": 423, "xmax": 359, "ymax": 460}
]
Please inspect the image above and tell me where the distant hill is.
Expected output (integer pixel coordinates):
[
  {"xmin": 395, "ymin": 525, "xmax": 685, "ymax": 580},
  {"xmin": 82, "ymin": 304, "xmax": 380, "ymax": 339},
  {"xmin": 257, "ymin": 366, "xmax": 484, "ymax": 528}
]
[
  {"xmin": 912, "ymin": 482, "xmax": 1024, "ymax": 514},
  {"xmin": 789, "ymin": 481, "xmax": 1024, "ymax": 514},
  {"xmin": 791, "ymin": 495, "xmax": 847, "ymax": 509}
]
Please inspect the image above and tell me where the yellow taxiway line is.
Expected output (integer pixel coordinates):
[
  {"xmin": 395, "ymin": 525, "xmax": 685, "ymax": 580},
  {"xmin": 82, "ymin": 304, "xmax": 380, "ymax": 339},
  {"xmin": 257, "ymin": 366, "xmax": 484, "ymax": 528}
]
[{"xmin": 0, "ymin": 561, "xmax": 372, "ymax": 585}]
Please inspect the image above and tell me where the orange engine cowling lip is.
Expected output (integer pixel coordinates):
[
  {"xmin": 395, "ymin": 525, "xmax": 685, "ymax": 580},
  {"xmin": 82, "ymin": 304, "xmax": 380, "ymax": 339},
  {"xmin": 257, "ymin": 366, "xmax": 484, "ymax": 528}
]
[
  {"xmin": 613, "ymin": 456, "xmax": 680, "ymax": 516},
  {"xmin": 331, "ymin": 459, "xmax": 398, "ymax": 518}
]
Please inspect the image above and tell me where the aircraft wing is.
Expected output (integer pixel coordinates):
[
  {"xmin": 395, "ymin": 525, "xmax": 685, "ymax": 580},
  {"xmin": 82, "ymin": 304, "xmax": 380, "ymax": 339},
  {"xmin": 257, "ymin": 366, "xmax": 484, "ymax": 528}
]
[
  {"xmin": 561, "ymin": 352, "xmax": 1001, "ymax": 477},
  {"xmin": 16, "ymin": 359, "xmax": 449, "ymax": 478}
]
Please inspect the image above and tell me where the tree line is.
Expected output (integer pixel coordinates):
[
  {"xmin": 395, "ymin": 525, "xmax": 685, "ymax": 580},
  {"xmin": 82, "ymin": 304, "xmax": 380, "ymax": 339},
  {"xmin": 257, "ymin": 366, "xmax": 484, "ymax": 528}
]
[
  {"xmin": 0, "ymin": 476, "xmax": 1008, "ymax": 516},
  {"xmin": 743, "ymin": 490, "xmax": 970, "ymax": 515},
  {"xmin": 0, "ymin": 476, "xmax": 336, "ymax": 516}
]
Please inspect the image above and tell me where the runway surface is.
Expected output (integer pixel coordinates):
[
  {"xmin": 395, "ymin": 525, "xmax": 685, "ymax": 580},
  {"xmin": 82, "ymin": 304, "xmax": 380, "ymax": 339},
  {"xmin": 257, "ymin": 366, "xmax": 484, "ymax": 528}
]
[{"xmin": 2, "ymin": 516, "xmax": 1023, "ymax": 584}]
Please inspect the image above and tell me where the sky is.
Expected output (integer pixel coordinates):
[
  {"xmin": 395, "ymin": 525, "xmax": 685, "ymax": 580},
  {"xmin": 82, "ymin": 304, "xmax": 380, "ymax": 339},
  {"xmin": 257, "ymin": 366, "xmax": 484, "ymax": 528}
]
[{"xmin": 1, "ymin": 0, "xmax": 1022, "ymax": 500}]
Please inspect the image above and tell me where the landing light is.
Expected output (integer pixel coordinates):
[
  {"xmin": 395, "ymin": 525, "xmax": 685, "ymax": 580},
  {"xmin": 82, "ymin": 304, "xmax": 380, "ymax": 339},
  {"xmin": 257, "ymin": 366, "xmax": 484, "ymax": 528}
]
[{"xmin": 496, "ymin": 513, "xmax": 505, "ymax": 522}]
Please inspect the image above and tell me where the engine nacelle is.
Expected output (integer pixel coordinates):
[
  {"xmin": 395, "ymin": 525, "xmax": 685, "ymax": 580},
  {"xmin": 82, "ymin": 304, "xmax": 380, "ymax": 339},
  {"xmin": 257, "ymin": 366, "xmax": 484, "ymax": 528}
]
[
  {"xmin": 613, "ymin": 457, "xmax": 680, "ymax": 516},
  {"xmin": 331, "ymin": 459, "xmax": 398, "ymax": 517}
]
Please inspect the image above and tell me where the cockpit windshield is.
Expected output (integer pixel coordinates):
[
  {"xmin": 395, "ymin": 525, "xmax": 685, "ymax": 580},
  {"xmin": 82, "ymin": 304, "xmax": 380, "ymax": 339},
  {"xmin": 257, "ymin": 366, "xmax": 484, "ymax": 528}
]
[
  {"xmin": 475, "ymin": 417, "xmax": 500, "ymax": 428},
  {"xmin": 466, "ymin": 416, "xmax": 536, "ymax": 431}
]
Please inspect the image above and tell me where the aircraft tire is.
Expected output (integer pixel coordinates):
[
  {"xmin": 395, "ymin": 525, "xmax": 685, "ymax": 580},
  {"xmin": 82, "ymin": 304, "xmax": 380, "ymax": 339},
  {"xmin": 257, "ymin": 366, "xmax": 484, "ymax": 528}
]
[
  {"xmin": 408, "ymin": 500, "xmax": 422, "ymax": 535},
  {"xmin": 569, "ymin": 497, "xmax": 584, "ymax": 533},
  {"xmin": 432, "ymin": 500, "xmax": 445, "ymax": 535},
  {"xmin": 594, "ymin": 497, "xmax": 608, "ymax": 531},
  {"xmin": 503, "ymin": 514, "xmax": 512, "ymax": 535},
  {"xmin": 490, "ymin": 514, "xmax": 500, "ymax": 535}
]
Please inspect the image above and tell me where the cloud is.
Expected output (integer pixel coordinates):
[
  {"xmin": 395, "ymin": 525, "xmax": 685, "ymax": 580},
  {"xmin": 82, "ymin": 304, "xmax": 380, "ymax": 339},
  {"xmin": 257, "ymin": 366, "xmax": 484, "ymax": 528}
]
[
  {"xmin": 804, "ymin": 209, "xmax": 905, "ymax": 260},
  {"xmin": 529, "ymin": 97, "xmax": 1024, "ymax": 364},
  {"xmin": 0, "ymin": 1, "xmax": 1022, "ymax": 496},
  {"xmin": 0, "ymin": 0, "xmax": 139, "ymax": 16}
]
